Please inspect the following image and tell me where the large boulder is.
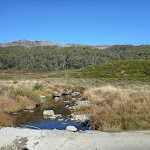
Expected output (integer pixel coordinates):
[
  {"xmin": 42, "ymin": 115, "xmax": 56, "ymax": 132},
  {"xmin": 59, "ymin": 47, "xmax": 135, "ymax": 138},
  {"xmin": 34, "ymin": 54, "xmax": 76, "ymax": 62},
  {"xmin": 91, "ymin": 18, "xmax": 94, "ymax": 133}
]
[
  {"xmin": 66, "ymin": 126, "xmax": 77, "ymax": 132},
  {"xmin": 43, "ymin": 110, "xmax": 55, "ymax": 116}
]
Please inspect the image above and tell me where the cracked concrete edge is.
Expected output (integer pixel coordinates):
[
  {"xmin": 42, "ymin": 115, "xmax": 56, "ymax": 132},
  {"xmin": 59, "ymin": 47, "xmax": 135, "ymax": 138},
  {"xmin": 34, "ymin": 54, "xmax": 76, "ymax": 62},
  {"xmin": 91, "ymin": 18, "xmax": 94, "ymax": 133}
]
[{"xmin": 0, "ymin": 137, "xmax": 28, "ymax": 150}]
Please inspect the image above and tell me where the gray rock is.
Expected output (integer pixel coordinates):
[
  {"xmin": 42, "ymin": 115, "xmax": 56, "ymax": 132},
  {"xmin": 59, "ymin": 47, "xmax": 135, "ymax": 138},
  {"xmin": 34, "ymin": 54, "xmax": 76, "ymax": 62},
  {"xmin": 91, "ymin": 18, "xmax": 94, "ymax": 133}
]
[
  {"xmin": 53, "ymin": 91, "xmax": 61, "ymax": 97},
  {"xmin": 66, "ymin": 126, "xmax": 77, "ymax": 132},
  {"xmin": 43, "ymin": 110, "xmax": 55, "ymax": 116}
]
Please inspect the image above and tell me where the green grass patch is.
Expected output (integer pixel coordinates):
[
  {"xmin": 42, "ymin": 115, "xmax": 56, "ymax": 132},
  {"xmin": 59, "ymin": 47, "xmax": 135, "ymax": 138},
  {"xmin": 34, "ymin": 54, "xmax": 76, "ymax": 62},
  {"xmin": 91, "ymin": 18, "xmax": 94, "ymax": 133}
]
[{"xmin": 0, "ymin": 75, "xmax": 14, "ymax": 80}]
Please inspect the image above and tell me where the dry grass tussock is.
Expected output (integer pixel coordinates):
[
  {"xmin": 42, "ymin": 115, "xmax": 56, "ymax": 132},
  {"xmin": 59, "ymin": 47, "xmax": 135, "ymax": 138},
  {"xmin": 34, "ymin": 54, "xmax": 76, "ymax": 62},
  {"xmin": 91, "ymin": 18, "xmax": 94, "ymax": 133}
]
[
  {"xmin": 0, "ymin": 112, "xmax": 14, "ymax": 127},
  {"xmin": 0, "ymin": 93, "xmax": 36, "ymax": 113},
  {"xmin": 83, "ymin": 85, "xmax": 150, "ymax": 132},
  {"xmin": 0, "ymin": 85, "xmax": 38, "ymax": 126}
]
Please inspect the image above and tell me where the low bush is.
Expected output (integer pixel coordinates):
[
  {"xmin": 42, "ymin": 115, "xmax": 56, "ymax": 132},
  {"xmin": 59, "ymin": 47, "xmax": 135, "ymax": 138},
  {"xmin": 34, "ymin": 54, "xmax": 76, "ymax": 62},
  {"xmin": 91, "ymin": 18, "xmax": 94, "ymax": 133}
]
[{"xmin": 33, "ymin": 83, "xmax": 43, "ymax": 91}]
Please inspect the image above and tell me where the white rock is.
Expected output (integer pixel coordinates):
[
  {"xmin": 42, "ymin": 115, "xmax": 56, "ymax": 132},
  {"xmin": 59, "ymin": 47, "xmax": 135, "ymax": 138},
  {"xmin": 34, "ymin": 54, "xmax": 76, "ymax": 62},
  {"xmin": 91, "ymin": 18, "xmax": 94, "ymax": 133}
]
[
  {"xmin": 71, "ymin": 93, "xmax": 76, "ymax": 97},
  {"xmin": 29, "ymin": 110, "xmax": 34, "ymax": 113},
  {"xmin": 53, "ymin": 91, "xmax": 61, "ymax": 97},
  {"xmin": 63, "ymin": 100, "xmax": 69, "ymax": 103},
  {"xmin": 23, "ymin": 110, "xmax": 28, "ymax": 112},
  {"xmin": 58, "ymin": 118, "xmax": 64, "ymax": 121},
  {"xmin": 54, "ymin": 97, "xmax": 60, "ymax": 102},
  {"xmin": 66, "ymin": 126, "xmax": 77, "ymax": 132},
  {"xmin": 40, "ymin": 96, "xmax": 46, "ymax": 98},
  {"xmin": 74, "ymin": 92, "xmax": 80, "ymax": 95},
  {"xmin": 11, "ymin": 112, "xmax": 18, "ymax": 115},
  {"xmin": 72, "ymin": 114, "xmax": 91, "ymax": 123},
  {"xmin": 49, "ymin": 116, "xmax": 57, "ymax": 119},
  {"xmin": 71, "ymin": 92, "xmax": 81, "ymax": 97},
  {"xmin": 55, "ymin": 114, "xmax": 62, "ymax": 118},
  {"xmin": 43, "ymin": 110, "xmax": 55, "ymax": 116},
  {"xmin": 72, "ymin": 98, "xmax": 76, "ymax": 101}
]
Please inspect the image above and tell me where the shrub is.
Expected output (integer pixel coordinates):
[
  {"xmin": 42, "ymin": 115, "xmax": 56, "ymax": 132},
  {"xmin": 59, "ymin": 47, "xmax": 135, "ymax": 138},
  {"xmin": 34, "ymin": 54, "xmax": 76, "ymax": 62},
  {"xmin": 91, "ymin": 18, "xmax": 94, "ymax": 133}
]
[
  {"xmin": 13, "ymin": 81, "xmax": 18, "ymax": 84},
  {"xmin": 33, "ymin": 83, "xmax": 43, "ymax": 91}
]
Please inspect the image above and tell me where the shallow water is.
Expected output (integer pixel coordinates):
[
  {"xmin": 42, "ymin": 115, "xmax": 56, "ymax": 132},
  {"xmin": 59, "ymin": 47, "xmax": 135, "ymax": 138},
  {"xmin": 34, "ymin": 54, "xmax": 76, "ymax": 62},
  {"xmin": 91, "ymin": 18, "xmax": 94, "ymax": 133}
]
[{"xmin": 12, "ymin": 96, "xmax": 90, "ymax": 130}]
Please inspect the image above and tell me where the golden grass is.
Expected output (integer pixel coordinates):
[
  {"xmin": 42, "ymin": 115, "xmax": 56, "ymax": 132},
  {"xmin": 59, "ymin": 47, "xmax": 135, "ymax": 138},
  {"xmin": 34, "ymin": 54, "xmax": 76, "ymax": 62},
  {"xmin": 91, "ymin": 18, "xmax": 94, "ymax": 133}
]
[
  {"xmin": 74, "ymin": 105, "xmax": 93, "ymax": 114},
  {"xmin": 0, "ymin": 112, "xmax": 14, "ymax": 126},
  {"xmin": 83, "ymin": 85, "xmax": 150, "ymax": 132},
  {"xmin": 0, "ymin": 97, "xmax": 22, "ymax": 113},
  {"xmin": 0, "ymin": 96, "xmax": 36, "ymax": 113},
  {"xmin": 17, "ymin": 96, "xmax": 36, "ymax": 110}
]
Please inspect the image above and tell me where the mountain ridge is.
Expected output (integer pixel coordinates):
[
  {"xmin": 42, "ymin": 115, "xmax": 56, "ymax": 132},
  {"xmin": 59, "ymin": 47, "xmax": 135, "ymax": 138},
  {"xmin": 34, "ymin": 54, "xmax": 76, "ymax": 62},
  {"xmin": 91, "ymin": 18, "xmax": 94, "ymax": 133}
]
[{"xmin": 0, "ymin": 39, "xmax": 113, "ymax": 49}]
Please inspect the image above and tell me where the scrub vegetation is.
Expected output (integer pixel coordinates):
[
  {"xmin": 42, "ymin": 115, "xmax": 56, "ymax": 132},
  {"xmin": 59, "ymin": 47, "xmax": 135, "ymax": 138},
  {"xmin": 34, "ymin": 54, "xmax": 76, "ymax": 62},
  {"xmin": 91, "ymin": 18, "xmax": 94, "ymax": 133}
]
[{"xmin": 79, "ymin": 59, "xmax": 150, "ymax": 81}]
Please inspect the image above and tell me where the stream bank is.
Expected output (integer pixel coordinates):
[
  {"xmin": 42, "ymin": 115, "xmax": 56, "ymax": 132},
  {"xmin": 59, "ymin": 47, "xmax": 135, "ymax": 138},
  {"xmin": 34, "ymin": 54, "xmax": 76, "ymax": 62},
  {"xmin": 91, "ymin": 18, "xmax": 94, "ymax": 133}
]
[{"xmin": 11, "ymin": 93, "xmax": 91, "ymax": 131}]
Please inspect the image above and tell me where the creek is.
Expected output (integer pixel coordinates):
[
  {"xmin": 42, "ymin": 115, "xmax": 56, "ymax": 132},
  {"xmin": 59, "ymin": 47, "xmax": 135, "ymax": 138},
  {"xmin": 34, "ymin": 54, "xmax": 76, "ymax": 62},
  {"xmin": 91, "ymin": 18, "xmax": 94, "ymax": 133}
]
[{"xmin": 12, "ymin": 95, "xmax": 90, "ymax": 130}]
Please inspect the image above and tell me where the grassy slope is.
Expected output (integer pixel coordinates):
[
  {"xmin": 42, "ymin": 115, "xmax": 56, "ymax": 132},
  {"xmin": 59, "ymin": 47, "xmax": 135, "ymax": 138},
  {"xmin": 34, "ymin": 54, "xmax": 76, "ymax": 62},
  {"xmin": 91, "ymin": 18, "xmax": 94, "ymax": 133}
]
[{"xmin": 79, "ymin": 59, "xmax": 150, "ymax": 81}]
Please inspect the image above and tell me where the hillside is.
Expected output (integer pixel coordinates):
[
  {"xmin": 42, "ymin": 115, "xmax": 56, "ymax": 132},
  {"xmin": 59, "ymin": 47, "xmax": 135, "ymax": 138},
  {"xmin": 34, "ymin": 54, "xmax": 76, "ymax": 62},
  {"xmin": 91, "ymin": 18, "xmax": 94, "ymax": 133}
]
[
  {"xmin": 79, "ymin": 59, "xmax": 150, "ymax": 80},
  {"xmin": 0, "ymin": 41, "xmax": 150, "ymax": 71}
]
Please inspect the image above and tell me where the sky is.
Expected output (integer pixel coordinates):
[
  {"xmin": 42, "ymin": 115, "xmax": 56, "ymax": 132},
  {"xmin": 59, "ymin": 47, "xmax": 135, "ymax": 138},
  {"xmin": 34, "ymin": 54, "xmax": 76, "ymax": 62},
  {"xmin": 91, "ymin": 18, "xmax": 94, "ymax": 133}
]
[{"xmin": 0, "ymin": 0, "xmax": 150, "ymax": 45}]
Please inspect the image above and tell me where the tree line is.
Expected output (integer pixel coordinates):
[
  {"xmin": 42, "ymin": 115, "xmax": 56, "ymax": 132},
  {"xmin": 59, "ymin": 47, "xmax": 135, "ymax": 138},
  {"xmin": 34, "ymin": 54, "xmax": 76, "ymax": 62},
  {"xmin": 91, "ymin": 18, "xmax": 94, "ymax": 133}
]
[{"xmin": 0, "ymin": 45, "xmax": 149, "ymax": 70}]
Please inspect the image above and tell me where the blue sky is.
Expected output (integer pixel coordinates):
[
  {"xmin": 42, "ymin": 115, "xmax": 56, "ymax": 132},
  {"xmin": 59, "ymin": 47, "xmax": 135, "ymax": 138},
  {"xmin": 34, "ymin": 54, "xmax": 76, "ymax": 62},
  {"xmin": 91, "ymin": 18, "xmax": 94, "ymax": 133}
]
[{"xmin": 0, "ymin": 0, "xmax": 150, "ymax": 45}]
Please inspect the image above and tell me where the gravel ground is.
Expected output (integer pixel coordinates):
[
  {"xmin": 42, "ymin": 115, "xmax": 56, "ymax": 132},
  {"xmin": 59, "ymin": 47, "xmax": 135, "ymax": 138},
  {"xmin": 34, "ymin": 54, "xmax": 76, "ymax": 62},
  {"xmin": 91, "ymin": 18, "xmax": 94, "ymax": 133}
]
[{"xmin": 0, "ymin": 127, "xmax": 150, "ymax": 150}]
